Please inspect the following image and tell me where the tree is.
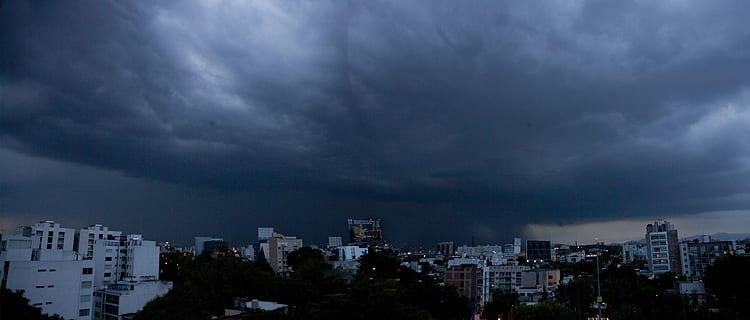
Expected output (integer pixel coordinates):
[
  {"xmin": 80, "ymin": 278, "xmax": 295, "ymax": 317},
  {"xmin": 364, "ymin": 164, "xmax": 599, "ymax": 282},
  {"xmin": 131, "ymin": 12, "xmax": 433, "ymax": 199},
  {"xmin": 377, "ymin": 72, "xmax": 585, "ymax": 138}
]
[
  {"xmin": 482, "ymin": 291, "xmax": 518, "ymax": 320},
  {"xmin": 555, "ymin": 277, "xmax": 595, "ymax": 319},
  {"xmin": 358, "ymin": 250, "xmax": 402, "ymax": 280},
  {"xmin": 0, "ymin": 288, "xmax": 63, "ymax": 320},
  {"xmin": 135, "ymin": 255, "xmax": 281, "ymax": 320},
  {"xmin": 704, "ymin": 255, "xmax": 750, "ymax": 318},
  {"xmin": 256, "ymin": 247, "xmax": 273, "ymax": 274},
  {"xmin": 286, "ymin": 247, "xmax": 324, "ymax": 270},
  {"xmin": 306, "ymin": 279, "xmax": 433, "ymax": 320},
  {"xmin": 512, "ymin": 302, "xmax": 575, "ymax": 320}
]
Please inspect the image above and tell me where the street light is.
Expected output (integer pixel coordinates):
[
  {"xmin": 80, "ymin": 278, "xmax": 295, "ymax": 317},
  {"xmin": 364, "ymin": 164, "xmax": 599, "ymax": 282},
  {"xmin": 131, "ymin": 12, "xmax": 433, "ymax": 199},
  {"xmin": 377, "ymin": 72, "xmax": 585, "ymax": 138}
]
[{"xmin": 595, "ymin": 237, "xmax": 602, "ymax": 320}]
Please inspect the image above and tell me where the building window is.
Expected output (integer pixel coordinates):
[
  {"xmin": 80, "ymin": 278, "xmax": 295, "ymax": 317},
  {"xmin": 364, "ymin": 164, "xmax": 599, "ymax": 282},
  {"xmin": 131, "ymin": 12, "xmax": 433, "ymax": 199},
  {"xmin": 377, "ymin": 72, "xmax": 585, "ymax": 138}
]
[
  {"xmin": 35, "ymin": 285, "xmax": 45, "ymax": 288},
  {"xmin": 104, "ymin": 304, "xmax": 119, "ymax": 315},
  {"xmin": 81, "ymin": 281, "xmax": 92, "ymax": 288},
  {"xmin": 105, "ymin": 257, "xmax": 112, "ymax": 261},
  {"xmin": 79, "ymin": 309, "xmax": 90, "ymax": 316},
  {"xmin": 82, "ymin": 267, "xmax": 93, "ymax": 275},
  {"xmin": 47, "ymin": 285, "xmax": 54, "ymax": 288},
  {"xmin": 105, "ymin": 294, "xmax": 119, "ymax": 304},
  {"xmin": 80, "ymin": 295, "xmax": 91, "ymax": 303},
  {"xmin": 37, "ymin": 269, "xmax": 47, "ymax": 272},
  {"xmin": 104, "ymin": 272, "xmax": 112, "ymax": 277}
]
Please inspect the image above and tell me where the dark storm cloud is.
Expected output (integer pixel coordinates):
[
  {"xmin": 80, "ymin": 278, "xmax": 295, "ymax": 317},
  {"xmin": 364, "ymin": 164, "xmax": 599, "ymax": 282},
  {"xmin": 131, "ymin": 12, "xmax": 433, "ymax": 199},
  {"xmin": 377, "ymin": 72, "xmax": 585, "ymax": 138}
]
[{"xmin": 3, "ymin": 1, "xmax": 750, "ymax": 244}]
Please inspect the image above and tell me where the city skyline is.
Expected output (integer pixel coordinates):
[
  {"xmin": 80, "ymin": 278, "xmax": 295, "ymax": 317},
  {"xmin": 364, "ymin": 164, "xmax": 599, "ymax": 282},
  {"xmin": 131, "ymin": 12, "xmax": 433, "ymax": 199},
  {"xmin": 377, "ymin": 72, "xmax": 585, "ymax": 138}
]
[{"xmin": 3, "ymin": 2, "xmax": 750, "ymax": 247}]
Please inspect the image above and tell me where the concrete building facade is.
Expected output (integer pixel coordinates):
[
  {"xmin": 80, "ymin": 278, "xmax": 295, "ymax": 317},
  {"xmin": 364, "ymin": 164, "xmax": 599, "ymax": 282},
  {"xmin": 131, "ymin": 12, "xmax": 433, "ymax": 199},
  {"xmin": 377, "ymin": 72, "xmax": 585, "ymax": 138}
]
[
  {"xmin": 1, "ymin": 233, "xmax": 95, "ymax": 320},
  {"xmin": 646, "ymin": 220, "xmax": 681, "ymax": 275},
  {"xmin": 679, "ymin": 238, "xmax": 736, "ymax": 280},
  {"xmin": 267, "ymin": 232, "xmax": 303, "ymax": 275},
  {"xmin": 445, "ymin": 264, "xmax": 483, "ymax": 304},
  {"xmin": 93, "ymin": 281, "xmax": 172, "ymax": 320}
]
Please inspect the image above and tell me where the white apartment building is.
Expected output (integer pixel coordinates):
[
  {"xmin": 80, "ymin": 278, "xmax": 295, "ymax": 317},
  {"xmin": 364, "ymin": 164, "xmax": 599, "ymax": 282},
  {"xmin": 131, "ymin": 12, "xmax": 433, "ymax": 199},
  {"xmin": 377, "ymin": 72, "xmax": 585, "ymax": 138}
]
[
  {"xmin": 1, "ymin": 234, "xmax": 95, "ymax": 320},
  {"xmin": 30, "ymin": 220, "xmax": 76, "ymax": 251},
  {"xmin": 336, "ymin": 245, "xmax": 368, "ymax": 261},
  {"xmin": 328, "ymin": 236, "xmax": 343, "ymax": 248},
  {"xmin": 3, "ymin": 221, "xmax": 168, "ymax": 320},
  {"xmin": 78, "ymin": 224, "xmax": 122, "ymax": 259},
  {"xmin": 240, "ymin": 245, "xmax": 255, "ymax": 261},
  {"xmin": 268, "ymin": 232, "xmax": 303, "ymax": 275},
  {"xmin": 257, "ymin": 227, "xmax": 274, "ymax": 242},
  {"xmin": 93, "ymin": 281, "xmax": 172, "ymax": 320},
  {"xmin": 456, "ymin": 245, "xmax": 504, "ymax": 258},
  {"xmin": 484, "ymin": 264, "xmax": 531, "ymax": 297},
  {"xmin": 622, "ymin": 242, "xmax": 647, "ymax": 264},
  {"xmin": 91, "ymin": 234, "xmax": 159, "ymax": 287},
  {"xmin": 679, "ymin": 238, "xmax": 737, "ymax": 280},
  {"xmin": 645, "ymin": 220, "xmax": 681, "ymax": 274}
]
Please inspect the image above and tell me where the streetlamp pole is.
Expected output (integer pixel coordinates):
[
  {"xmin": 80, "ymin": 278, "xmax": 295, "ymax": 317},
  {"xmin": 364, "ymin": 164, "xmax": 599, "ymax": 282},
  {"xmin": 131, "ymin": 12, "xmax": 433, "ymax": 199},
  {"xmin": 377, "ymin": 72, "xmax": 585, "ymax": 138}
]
[{"xmin": 595, "ymin": 238, "xmax": 602, "ymax": 320}]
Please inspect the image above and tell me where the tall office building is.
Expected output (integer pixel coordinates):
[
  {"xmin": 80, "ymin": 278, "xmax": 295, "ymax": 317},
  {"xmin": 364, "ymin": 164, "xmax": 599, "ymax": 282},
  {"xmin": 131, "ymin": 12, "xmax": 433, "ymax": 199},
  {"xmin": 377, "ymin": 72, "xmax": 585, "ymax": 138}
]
[{"xmin": 645, "ymin": 220, "xmax": 681, "ymax": 275}]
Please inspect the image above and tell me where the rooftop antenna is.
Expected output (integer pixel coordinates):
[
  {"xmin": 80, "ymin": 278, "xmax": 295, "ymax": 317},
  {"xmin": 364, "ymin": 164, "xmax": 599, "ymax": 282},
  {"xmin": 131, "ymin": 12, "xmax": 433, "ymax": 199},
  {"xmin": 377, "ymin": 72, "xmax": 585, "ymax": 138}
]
[{"xmin": 471, "ymin": 235, "xmax": 475, "ymax": 247}]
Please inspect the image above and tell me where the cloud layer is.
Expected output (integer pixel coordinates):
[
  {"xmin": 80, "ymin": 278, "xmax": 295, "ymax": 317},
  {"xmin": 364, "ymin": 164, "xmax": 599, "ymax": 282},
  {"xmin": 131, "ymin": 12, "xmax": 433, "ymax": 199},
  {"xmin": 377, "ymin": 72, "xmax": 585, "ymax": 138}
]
[{"xmin": 2, "ymin": 1, "xmax": 750, "ymax": 245}]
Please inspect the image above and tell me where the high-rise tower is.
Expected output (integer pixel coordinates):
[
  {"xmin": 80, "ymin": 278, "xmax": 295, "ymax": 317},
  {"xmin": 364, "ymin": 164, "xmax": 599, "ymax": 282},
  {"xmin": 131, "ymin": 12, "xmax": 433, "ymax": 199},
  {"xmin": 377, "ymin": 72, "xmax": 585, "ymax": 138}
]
[{"xmin": 645, "ymin": 220, "xmax": 681, "ymax": 275}]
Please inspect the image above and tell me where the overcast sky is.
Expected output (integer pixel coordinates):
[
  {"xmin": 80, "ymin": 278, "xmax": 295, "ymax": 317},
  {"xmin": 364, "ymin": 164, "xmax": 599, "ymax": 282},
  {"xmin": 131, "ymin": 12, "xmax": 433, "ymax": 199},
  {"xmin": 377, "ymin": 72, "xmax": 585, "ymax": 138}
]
[{"xmin": 2, "ymin": 1, "xmax": 750, "ymax": 247}]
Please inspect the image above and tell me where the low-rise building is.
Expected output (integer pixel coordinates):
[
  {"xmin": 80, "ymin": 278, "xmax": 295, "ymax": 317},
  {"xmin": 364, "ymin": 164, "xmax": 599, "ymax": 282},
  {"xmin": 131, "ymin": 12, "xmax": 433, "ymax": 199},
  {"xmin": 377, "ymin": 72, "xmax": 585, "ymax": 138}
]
[
  {"xmin": 93, "ymin": 281, "xmax": 172, "ymax": 320},
  {"xmin": 336, "ymin": 245, "xmax": 368, "ymax": 261},
  {"xmin": 485, "ymin": 265, "xmax": 530, "ymax": 295}
]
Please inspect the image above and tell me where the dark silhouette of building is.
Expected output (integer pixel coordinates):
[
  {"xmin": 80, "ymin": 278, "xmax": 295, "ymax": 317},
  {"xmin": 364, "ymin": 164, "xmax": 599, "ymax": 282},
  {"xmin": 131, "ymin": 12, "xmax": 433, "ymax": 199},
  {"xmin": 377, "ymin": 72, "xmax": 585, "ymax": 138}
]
[{"xmin": 526, "ymin": 240, "xmax": 551, "ymax": 262}]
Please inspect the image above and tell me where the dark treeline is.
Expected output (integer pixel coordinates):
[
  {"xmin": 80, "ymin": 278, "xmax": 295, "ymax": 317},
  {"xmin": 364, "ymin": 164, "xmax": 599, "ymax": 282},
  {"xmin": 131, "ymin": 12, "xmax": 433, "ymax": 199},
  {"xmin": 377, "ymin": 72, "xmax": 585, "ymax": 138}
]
[
  {"xmin": 6, "ymin": 250, "xmax": 749, "ymax": 320},
  {"xmin": 0, "ymin": 288, "xmax": 65, "ymax": 320},
  {"xmin": 552, "ymin": 255, "xmax": 750, "ymax": 320},
  {"xmin": 133, "ymin": 249, "xmax": 750, "ymax": 320},
  {"xmin": 134, "ymin": 249, "xmax": 469, "ymax": 320}
]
